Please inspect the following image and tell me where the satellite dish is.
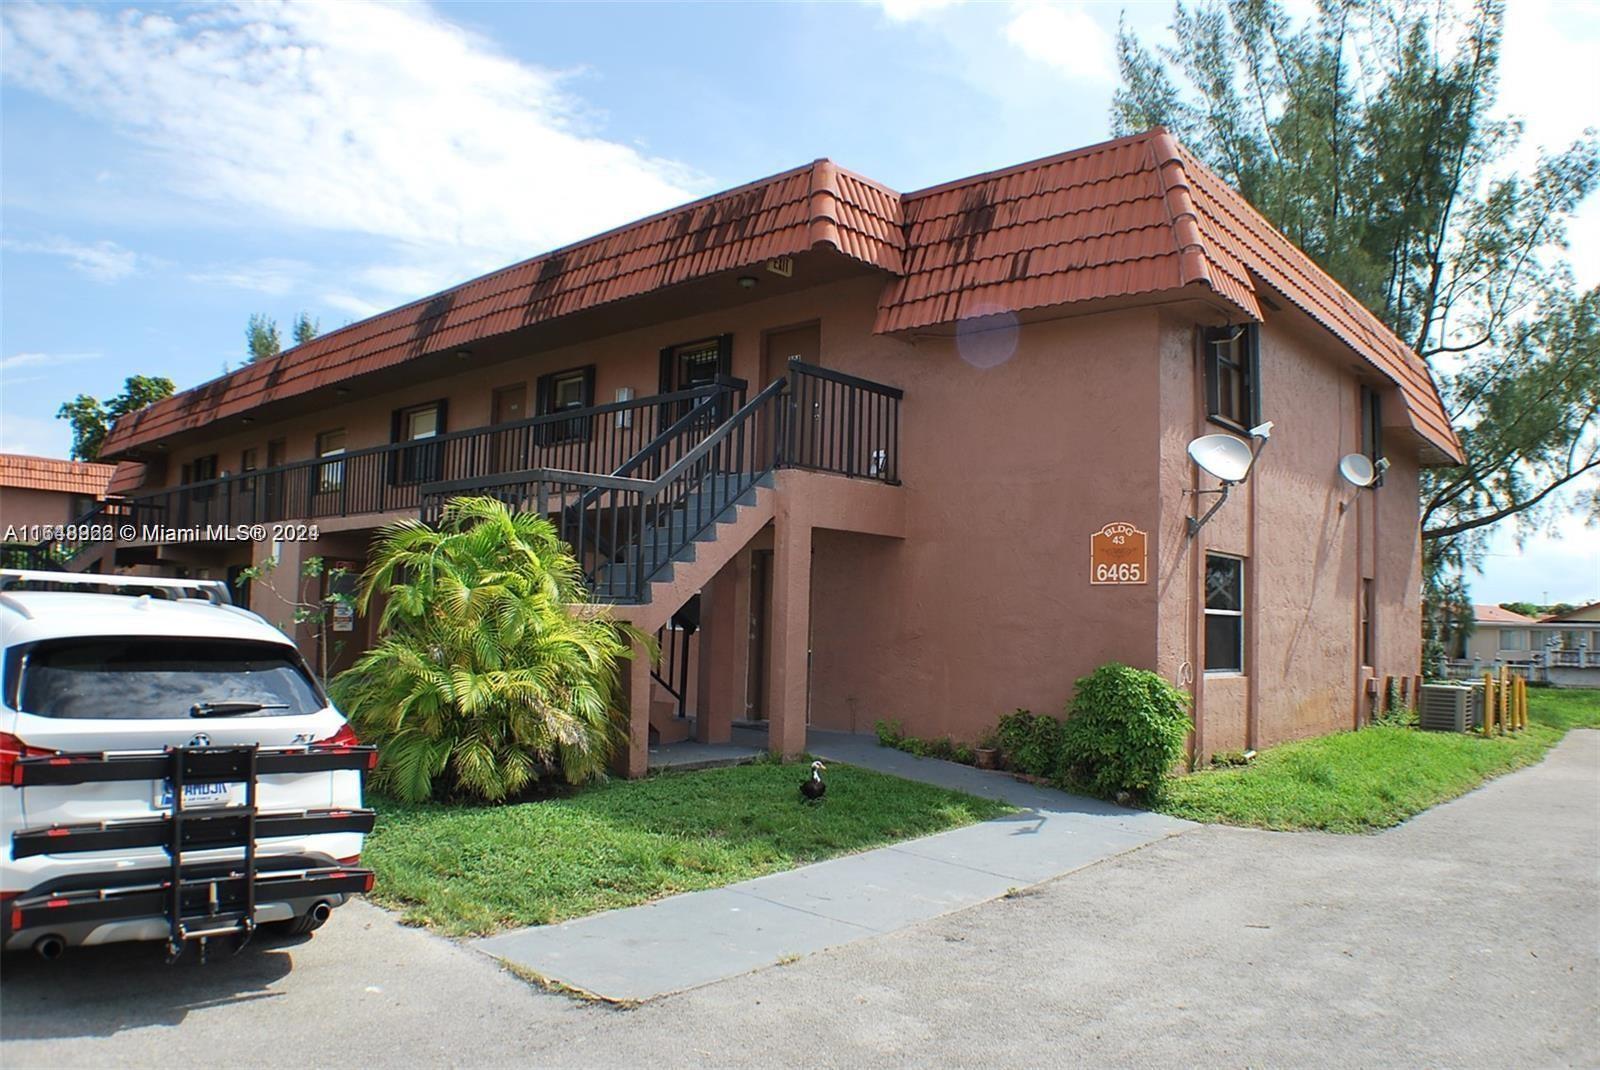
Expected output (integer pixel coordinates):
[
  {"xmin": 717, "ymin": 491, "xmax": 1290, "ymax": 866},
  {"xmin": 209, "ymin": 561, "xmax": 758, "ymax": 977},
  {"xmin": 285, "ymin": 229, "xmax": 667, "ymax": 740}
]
[
  {"xmin": 1187, "ymin": 434, "xmax": 1255, "ymax": 484},
  {"xmin": 1338, "ymin": 453, "xmax": 1377, "ymax": 488}
]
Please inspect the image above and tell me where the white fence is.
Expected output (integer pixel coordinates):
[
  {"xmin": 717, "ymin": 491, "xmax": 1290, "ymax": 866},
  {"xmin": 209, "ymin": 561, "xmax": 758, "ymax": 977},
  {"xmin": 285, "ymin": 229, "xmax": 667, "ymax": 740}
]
[{"xmin": 1439, "ymin": 650, "xmax": 1600, "ymax": 685}]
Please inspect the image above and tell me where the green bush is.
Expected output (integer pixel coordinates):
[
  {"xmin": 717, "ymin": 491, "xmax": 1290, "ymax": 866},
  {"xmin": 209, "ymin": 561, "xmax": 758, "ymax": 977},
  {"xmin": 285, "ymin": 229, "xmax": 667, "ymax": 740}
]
[
  {"xmin": 873, "ymin": 722, "xmax": 978, "ymax": 766},
  {"xmin": 995, "ymin": 708, "xmax": 1064, "ymax": 778},
  {"xmin": 1057, "ymin": 663, "xmax": 1192, "ymax": 801},
  {"xmin": 874, "ymin": 718, "xmax": 905, "ymax": 748}
]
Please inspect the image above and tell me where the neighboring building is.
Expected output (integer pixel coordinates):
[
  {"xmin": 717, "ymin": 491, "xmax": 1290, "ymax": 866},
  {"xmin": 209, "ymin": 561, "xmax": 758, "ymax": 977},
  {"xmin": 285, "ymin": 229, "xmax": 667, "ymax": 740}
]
[
  {"xmin": 0, "ymin": 453, "xmax": 116, "ymax": 553},
  {"xmin": 46, "ymin": 129, "xmax": 1462, "ymax": 773},
  {"xmin": 1461, "ymin": 604, "xmax": 1541, "ymax": 666},
  {"xmin": 1454, "ymin": 603, "xmax": 1600, "ymax": 688},
  {"xmin": 1536, "ymin": 603, "xmax": 1600, "ymax": 688}
]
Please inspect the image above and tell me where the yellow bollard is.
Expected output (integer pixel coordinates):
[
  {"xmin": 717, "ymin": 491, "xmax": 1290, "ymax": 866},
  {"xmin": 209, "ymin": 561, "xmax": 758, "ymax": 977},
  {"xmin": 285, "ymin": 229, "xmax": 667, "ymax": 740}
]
[
  {"xmin": 1518, "ymin": 676, "xmax": 1528, "ymax": 730},
  {"xmin": 1499, "ymin": 666, "xmax": 1510, "ymax": 735},
  {"xmin": 1482, "ymin": 672, "xmax": 1495, "ymax": 736}
]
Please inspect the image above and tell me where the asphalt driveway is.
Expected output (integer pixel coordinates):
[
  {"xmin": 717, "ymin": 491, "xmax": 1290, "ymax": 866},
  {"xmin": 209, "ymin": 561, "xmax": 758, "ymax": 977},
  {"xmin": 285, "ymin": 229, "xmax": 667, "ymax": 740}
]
[{"xmin": 3, "ymin": 730, "xmax": 1596, "ymax": 1068}]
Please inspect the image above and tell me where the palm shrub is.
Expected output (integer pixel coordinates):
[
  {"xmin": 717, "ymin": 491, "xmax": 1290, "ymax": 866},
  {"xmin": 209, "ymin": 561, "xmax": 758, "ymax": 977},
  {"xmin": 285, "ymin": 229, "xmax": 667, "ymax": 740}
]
[
  {"xmin": 1057, "ymin": 663, "xmax": 1192, "ymax": 802},
  {"xmin": 329, "ymin": 496, "xmax": 645, "ymax": 803}
]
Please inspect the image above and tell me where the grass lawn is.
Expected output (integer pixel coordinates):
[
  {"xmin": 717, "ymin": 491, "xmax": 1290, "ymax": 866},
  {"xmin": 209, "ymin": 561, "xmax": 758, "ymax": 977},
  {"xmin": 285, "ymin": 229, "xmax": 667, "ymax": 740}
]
[
  {"xmin": 364, "ymin": 759, "xmax": 1014, "ymax": 935},
  {"xmin": 1157, "ymin": 688, "xmax": 1600, "ymax": 833}
]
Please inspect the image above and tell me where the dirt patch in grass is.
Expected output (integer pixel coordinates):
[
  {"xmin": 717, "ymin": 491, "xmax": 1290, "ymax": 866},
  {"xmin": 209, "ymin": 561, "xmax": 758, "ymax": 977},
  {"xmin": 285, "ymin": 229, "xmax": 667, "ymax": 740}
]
[{"xmin": 364, "ymin": 759, "xmax": 1014, "ymax": 935}]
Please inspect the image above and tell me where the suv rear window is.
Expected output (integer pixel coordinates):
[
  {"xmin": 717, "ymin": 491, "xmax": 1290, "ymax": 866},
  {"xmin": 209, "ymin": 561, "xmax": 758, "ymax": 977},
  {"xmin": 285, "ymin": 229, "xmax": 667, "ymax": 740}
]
[{"xmin": 14, "ymin": 638, "xmax": 324, "ymax": 720}]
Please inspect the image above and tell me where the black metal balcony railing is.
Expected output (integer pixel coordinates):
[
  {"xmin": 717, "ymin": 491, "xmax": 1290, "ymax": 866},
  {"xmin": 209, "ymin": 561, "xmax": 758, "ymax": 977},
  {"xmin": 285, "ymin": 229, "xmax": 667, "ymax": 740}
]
[
  {"xmin": 114, "ymin": 380, "xmax": 742, "ymax": 532},
  {"xmin": 784, "ymin": 359, "xmax": 901, "ymax": 483},
  {"xmin": 36, "ymin": 359, "xmax": 904, "ymax": 603},
  {"xmin": 420, "ymin": 376, "xmax": 792, "ymax": 602}
]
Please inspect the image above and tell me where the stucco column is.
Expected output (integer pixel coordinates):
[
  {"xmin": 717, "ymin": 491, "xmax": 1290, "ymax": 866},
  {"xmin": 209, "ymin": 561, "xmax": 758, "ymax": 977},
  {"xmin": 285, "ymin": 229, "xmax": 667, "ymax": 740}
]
[
  {"xmin": 695, "ymin": 553, "xmax": 752, "ymax": 744},
  {"xmin": 767, "ymin": 509, "xmax": 812, "ymax": 761},
  {"xmin": 617, "ymin": 634, "xmax": 652, "ymax": 779},
  {"xmin": 250, "ymin": 538, "xmax": 314, "ymax": 663},
  {"xmin": 725, "ymin": 547, "xmax": 753, "ymax": 722},
  {"xmin": 694, "ymin": 571, "xmax": 729, "ymax": 744}
]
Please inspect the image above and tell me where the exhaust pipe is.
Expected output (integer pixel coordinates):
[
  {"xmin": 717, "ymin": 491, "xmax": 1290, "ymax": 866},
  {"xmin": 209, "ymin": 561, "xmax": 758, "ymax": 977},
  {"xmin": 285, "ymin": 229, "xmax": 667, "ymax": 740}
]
[
  {"xmin": 33, "ymin": 934, "xmax": 65, "ymax": 960},
  {"xmin": 308, "ymin": 902, "xmax": 332, "ymax": 929}
]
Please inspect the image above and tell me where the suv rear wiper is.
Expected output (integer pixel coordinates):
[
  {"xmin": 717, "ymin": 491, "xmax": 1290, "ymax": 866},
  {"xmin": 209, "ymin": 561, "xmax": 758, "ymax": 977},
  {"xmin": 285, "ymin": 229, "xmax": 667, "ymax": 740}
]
[{"xmin": 190, "ymin": 701, "xmax": 291, "ymax": 718}]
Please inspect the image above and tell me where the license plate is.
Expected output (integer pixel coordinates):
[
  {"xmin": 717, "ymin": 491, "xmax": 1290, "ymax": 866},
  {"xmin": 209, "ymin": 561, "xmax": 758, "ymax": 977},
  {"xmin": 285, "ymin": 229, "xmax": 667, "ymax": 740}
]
[{"xmin": 155, "ymin": 780, "xmax": 245, "ymax": 809}]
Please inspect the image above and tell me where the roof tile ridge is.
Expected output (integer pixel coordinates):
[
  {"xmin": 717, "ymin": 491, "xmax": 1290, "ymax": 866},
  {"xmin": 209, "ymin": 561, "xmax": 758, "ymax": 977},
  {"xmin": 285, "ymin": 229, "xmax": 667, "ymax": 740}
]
[
  {"xmin": 1147, "ymin": 130, "xmax": 1224, "ymax": 296},
  {"xmin": 807, "ymin": 158, "xmax": 844, "ymax": 253}
]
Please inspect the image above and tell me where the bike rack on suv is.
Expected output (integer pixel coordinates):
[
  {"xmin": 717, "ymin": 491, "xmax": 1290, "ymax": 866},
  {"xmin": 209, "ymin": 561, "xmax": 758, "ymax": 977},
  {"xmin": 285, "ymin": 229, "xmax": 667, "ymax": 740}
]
[{"xmin": 5, "ymin": 743, "xmax": 377, "ymax": 961}]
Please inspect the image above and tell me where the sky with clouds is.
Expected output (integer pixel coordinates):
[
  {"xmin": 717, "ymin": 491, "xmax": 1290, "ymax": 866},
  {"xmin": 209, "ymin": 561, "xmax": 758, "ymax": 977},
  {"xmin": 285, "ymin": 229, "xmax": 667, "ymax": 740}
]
[{"xmin": 0, "ymin": 0, "xmax": 1595, "ymax": 604}]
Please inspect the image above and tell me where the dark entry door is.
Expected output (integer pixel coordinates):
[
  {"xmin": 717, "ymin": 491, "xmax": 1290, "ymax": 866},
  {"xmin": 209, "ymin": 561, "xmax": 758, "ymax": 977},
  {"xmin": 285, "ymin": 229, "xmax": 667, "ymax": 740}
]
[
  {"xmin": 764, "ymin": 323, "xmax": 822, "ymax": 468},
  {"xmin": 490, "ymin": 383, "xmax": 527, "ymax": 473}
]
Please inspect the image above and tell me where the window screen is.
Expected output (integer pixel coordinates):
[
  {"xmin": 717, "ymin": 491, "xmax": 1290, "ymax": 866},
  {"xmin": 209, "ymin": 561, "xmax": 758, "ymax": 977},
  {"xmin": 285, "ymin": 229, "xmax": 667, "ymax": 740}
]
[{"xmin": 1204, "ymin": 554, "xmax": 1245, "ymax": 673}]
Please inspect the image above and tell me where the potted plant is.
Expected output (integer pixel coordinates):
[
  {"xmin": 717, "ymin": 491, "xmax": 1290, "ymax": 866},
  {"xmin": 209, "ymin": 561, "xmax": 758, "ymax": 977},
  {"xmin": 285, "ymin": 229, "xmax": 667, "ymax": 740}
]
[{"xmin": 974, "ymin": 729, "xmax": 999, "ymax": 770}]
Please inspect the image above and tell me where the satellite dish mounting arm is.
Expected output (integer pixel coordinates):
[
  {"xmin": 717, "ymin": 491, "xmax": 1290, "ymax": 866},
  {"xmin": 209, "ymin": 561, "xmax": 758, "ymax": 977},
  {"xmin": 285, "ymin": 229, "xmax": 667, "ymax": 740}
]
[
  {"xmin": 1185, "ymin": 421, "xmax": 1273, "ymax": 539},
  {"xmin": 1187, "ymin": 483, "xmax": 1234, "ymax": 538}
]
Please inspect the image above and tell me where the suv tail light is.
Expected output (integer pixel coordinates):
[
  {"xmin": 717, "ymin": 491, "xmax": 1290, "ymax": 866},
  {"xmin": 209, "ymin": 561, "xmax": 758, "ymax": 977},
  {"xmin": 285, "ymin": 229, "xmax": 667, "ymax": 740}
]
[
  {"xmin": 0, "ymin": 732, "xmax": 55, "ymax": 787},
  {"xmin": 313, "ymin": 723, "xmax": 377, "ymax": 771}
]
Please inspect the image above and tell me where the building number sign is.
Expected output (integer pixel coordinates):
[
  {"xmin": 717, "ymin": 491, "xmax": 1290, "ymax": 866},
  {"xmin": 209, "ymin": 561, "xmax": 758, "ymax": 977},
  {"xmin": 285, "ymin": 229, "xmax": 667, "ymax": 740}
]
[{"xmin": 1090, "ymin": 522, "xmax": 1148, "ymax": 585}]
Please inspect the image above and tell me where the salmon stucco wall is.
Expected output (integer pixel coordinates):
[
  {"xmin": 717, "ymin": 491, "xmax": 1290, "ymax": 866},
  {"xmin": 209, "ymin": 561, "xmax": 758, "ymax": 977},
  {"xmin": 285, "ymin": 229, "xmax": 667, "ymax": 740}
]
[
  {"xmin": 805, "ymin": 301, "xmax": 1165, "ymax": 739},
  {"xmin": 1156, "ymin": 304, "xmax": 1425, "ymax": 759},
  {"xmin": 0, "ymin": 487, "xmax": 86, "ymax": 530}
]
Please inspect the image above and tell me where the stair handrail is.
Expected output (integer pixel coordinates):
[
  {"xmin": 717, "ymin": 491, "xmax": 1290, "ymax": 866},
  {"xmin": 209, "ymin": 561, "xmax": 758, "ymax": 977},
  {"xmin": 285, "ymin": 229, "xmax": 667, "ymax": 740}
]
[{"xmin": 549, "ymin": 376, "xmax": 747, "ymax": 568}]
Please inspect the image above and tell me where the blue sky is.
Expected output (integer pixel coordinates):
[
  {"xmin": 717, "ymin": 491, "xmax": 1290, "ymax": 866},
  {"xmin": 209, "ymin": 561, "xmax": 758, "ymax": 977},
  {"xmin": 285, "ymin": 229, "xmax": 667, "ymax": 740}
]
[{"xmin": 1, "ymin": 0, "xmax": 1596, "ymax": 604}]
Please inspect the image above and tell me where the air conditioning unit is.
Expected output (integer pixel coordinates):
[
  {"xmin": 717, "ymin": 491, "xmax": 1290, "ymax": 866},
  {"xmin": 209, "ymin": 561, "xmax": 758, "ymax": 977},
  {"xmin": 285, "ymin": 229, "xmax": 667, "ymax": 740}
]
[{"xmin": 1418, "ymin": 683, "xmax": 1476, "ymax": 732}]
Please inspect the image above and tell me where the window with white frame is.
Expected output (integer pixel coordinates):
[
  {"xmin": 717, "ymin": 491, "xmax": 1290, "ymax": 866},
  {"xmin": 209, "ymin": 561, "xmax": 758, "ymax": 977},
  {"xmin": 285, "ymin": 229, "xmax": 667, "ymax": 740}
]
[
  {"xmin": 1498, "ymin": 628, "xmax": 1528, "ymax": 652},
  {"xmin": 316, "ymin": 429, "xmax": 346, "ymax": 493},
  {"xmin": 1204, "ymin": 554, "xmax": 1245, "ymax": 673}
]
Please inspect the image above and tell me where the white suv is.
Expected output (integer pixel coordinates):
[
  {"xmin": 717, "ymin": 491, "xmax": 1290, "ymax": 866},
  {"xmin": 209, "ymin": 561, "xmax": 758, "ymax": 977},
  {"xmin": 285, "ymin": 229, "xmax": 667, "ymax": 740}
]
[{"xmin": 1, "ymin": 570, "xmax": 374, "ymax": 961}]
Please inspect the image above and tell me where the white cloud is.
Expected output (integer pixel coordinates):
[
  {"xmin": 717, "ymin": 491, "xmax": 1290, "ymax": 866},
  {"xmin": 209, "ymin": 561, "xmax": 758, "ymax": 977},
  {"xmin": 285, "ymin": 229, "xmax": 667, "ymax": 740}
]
[
  {"xmin": 877, "ymin": 0, "xmax": 965, "ymax": 22},
  {"xmin": 1473, "ymin": 506, "xmax": 1600, "ymax": 606},
  {"xmin": 1, "ymin": 235, "xmax": 139, "ymax": 281},
  {"xmin": 0, "ymin": 350, "xmax": 100, "ymax": 371},
  {"xmin": 1496, "ymin": 0, "xmax": 1600, "ymax": 290},
  {"xmin": 321, "ymin": 292, "xmax": 387, "ymax": 320},
  {"xmin": 1002, "ymin": 3, "xmax": 1117, "ymax": 84},
  {"xmin": 0, "ymin": 0, "xmax": 705, "ymax": 310},
  {"xmin": 186, "ymin": 258, "xmax": 313, "ymax": 297},
  {"xmin": 0, "ymin": 412, "xmax": 72, "ymax": 457}
]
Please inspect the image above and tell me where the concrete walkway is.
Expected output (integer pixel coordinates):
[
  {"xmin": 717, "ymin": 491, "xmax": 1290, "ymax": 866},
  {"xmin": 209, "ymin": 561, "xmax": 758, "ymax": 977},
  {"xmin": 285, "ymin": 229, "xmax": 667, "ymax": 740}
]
[
  {"xmin": 5, "ymin": 732, "xmax": 1594, "ymax": 1067},
  {"xmin": 475, "ymin": 731, "xmax": 1193, "ymax": 1001}
]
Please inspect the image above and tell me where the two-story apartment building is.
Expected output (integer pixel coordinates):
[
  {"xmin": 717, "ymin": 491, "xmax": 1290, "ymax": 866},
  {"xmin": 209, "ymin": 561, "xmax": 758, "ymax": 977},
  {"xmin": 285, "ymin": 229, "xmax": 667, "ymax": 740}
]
[{"xmin": 60, "ymin": 129, "xmax": 1462, "ymax": 775}]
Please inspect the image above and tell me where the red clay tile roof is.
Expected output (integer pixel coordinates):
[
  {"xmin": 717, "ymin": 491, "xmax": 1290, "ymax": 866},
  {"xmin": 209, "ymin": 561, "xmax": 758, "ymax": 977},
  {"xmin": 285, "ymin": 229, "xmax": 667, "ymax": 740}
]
[
  {"xmin": 1473, "ymin": 604, "xmax": 1537, "ymax": 625},
  {"xmin": 1162, "ymin": 136, "xmax": 1462, "ymax": 463},
  {"xmin": 106, "ymin": 461, "xmax": 147, "ymax": 496},
  {"xmin": 103, "ymin": 130, "xmax": 1460, "ymax": 464},
  {"xmin": 875, "ymin": 130, "xmax": 1461, "ymax": 463},
  {"xmin": 0, "ymin": 453, "xmax": 115, "ymax": 497},
  {"xmin": 876, "ymin": 132, "xmax": 1261, "ymax": 333},
  {"xmin": 102, "ymin": 160, "xmax": 904, "ymax": 456}
]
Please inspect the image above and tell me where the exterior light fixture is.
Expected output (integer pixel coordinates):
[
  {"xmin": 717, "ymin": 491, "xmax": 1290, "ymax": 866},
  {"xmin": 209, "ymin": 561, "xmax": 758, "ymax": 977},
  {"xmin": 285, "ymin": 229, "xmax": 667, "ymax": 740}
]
[
  {"xmin": 455, "ymin": 349, "xmax": 472, "ymax": 360},
  {"xmin": 335, "ymin": 386, "xmax": 351, "ymax": 398},
  {"xmin": 1186, "ymin": 421, "xmax": 1273, "ymax": 538},
  {"xmin": 737, "ymin": 275, "xmax": 758, "ymax": 290}
]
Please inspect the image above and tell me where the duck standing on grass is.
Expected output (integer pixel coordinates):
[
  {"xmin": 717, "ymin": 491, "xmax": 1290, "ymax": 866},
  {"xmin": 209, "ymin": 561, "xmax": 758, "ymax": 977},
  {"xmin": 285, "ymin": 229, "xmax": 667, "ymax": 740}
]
[{"xmin": 800, "ymin": 760, "xmax": 827, "ymax": 803}]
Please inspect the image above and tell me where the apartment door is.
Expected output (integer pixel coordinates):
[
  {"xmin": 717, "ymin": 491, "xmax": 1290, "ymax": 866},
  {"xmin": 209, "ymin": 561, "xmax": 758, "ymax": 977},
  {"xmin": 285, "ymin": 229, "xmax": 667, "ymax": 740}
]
[
  {"xmin": 764, "ymin": 323, "xmax": 822, "ymax": 468},
  {"xmin": 491, "ymin": 383, "xmax": 527, "ymax": 473}
]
